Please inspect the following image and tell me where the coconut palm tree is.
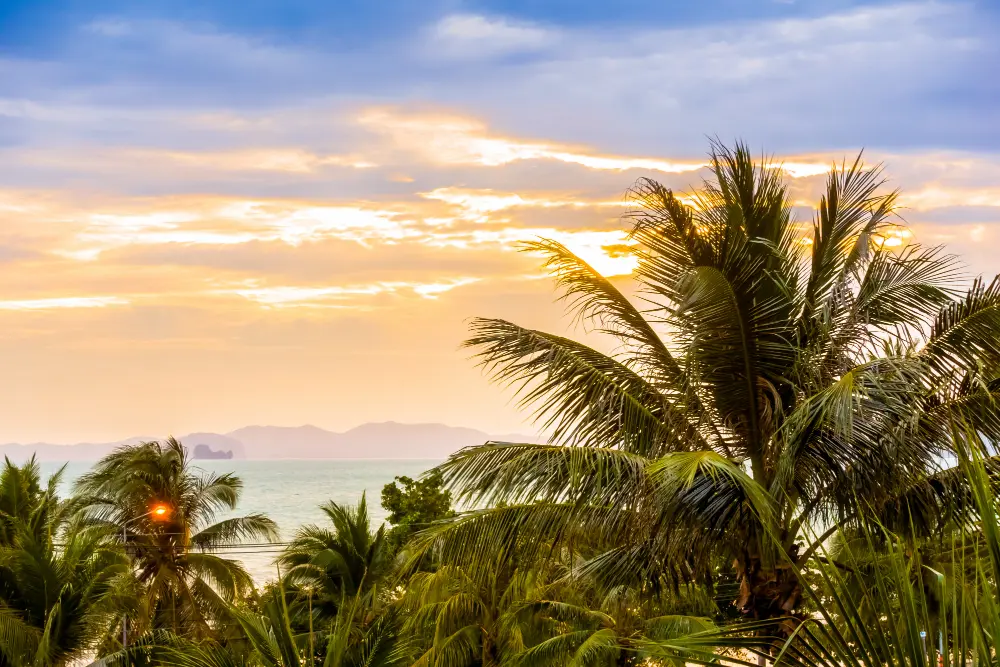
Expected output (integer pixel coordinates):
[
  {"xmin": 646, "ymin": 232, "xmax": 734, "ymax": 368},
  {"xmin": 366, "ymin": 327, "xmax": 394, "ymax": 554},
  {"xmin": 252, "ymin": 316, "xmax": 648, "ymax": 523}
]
[
  {"xmin": 505, "ymin": 582, "xmax": 717, "ymax": 667},
  {"xmin": 0, "ymin": 459, "xmax": 129, "ymax": 667},
  {"xmin": 0, "ymin": 457, "xmax": 49, "ymax": 546},
  {"xmin": 422, "ymin": 143, "xmax": 1000, "ymax": 629},
  {"xmin": 120, "ymin": 589, "xmax": 405, "ymax": 667},
  {"xmin": 402, "ymin": 558, "xmax": 718, "ymax": 667},
  {"xmin": 276, "ymin": 494, "xmax": 390, "ymax": 627},
  {"xmin": 74, "ymin": 438, "xmax": 278, "ymax": 641},
  {"xmin": 401, "ymin": 564, "xmax": 510, "ymax": 667}
]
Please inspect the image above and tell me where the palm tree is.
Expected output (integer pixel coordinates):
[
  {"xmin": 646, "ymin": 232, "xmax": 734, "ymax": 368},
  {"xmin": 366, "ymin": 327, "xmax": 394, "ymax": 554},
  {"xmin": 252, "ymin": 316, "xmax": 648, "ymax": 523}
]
[
  {"xmin": 401, "ymin": 564, "xmax": 507, "ymax": 667},
  {"xmin": 74, "ymin": 438, "xmax": 278, "ymax": 641},
  {"xmin": 276, "ymin": 494, "xmax": 390, "ymax": 626},
  {"xmin": 0, "ymin": 459, "xmax": 129, "ymax": 667},
  {"xmin": 121, "ymin": 589, "xmax": 405, "ymax": 667},
  {"xmin": 422, "ymin": 143, "xmax": 1000, "ymax": 629},
  {"xmin": 402, "ymin": 559, "xmax": 717, "ymax": 667},
  {"xmin": 505, "ymin": 582, "xmax": 717, "ymax": 667},
  {"xmin": 0, "ymin": 457, "xmax": 48, "ymax": 546}
]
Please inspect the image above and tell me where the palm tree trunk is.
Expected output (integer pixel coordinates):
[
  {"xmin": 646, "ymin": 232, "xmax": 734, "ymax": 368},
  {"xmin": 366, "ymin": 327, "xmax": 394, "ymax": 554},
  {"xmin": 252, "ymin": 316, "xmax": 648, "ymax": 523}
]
[
  {"xmin": 481, "ymin": 631, "xmax": 493, "ymax": 667},
  {"xmin": 735, "ymin": 548, "xmax": 804, "ymax": 636},
  {"xmin": 308, "ymin": 589, "xmax": 315, "ymax": 667}
]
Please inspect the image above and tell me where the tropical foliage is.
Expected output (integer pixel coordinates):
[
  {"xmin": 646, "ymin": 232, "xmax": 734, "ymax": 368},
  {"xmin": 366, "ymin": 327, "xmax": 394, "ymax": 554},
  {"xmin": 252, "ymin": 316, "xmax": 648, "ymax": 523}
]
[{"xmin": 121, "ymin": 592, "xmax": 405, "ymax": 667}]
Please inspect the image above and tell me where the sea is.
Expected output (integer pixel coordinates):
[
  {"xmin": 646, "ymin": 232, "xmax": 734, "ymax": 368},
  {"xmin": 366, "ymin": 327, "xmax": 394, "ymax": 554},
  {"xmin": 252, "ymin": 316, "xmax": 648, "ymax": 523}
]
[{"xmin": 39, "ymin": 459, "xmax": 442, "ymax": 584}]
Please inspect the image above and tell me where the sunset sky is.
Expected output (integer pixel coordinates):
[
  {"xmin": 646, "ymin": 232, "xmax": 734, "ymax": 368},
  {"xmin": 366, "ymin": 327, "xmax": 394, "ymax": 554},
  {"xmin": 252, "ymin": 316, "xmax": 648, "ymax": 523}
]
[{"xmin": 1, "ymin": 0, "xmax": 999, "ymax": 444}]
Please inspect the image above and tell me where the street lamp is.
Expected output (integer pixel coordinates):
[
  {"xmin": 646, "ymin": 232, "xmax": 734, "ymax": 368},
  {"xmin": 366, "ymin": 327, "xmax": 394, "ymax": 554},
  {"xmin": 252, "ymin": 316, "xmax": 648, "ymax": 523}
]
[{"xmin": 121, "ymin": 503, "xmax": 173, "ymax": 651}]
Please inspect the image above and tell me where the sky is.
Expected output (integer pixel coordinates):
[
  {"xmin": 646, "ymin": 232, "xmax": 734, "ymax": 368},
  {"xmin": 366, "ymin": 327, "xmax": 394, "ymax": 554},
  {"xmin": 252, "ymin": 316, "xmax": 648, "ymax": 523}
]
[{"xmin": 1, "ymin": 0, "xmax": 999, "ymax": 444}]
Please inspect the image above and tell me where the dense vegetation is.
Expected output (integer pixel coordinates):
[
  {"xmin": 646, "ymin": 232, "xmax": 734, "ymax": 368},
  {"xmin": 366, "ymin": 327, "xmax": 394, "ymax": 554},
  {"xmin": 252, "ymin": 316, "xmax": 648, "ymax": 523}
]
[{"xmin": 2, "ymin": 145, "xmax": 999, "ymax": 667}]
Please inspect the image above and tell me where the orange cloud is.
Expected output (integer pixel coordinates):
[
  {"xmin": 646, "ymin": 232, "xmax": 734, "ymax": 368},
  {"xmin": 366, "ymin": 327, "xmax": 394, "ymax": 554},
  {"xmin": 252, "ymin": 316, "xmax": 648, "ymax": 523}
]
[
  {"xmin": 225, "ymin": 277, "xmax": 481, "ymax": 308},
  {"xmin": 0, "ymin": 296, "xmax": 130, "ymax": 310},
  {"xmin": 358, "ymin": 108, "xmax": 706, "ymax": 173}
]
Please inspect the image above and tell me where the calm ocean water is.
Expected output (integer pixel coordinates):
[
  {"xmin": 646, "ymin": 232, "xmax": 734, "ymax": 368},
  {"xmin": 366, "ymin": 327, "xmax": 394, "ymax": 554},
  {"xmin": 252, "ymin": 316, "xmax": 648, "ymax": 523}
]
[{"xmin": 39, "ymin": 459, "xmax": 441, "ymax": 583}]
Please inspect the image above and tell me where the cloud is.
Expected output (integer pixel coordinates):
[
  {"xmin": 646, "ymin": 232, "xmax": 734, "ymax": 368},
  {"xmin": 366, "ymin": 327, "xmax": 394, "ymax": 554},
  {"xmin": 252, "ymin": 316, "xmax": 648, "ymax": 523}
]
[
  {"xmin": 773, "ymin": 163, "xmax": 832, "ymax": 178},
  {"xmin": 57, "ymin": 200, "xmax": 421, "ymax": 259},
  {"xmin": 131, "ymin": 147, "xmax": 376, "ymax": 173},
  {"xmin": 5, "ymin": 144, "xmax": 375, "ymax": 177},
  {"xmin": 422, "ymin": 187, "xmax": 530, "ymax": 214},
  {"xmin": 428, "ymin": 14, "xmax": 553, "ymax": 59},
  {"xmin": 421, "ymin": 2, "xmax": 995, "ymax": 155},
  {"xmin": 3, "ymin": 1, "xmax": 996, "ymax": 158},
  {"xmin": 358, "ymin": 107, "xmax": 706, "ymax": 172},
  {"xmin": 901, "ymin": 187, "xmax": 1000, "ymax": 210},
  {"xmin": 226, "ymin": 277, "xmax": 480, "ymax": 308},
  {"xmin": 79, "ymin": 193, "xmax": 637, "ymax": 277},
  {"xmin": 0, "ymin": 296, "xmax": 129, "ymax": 310},
  {"xmin": 216, "ymin": 202, "xmax": 416, "ymax": 246},
  {"xmin": 420, "ymin": 187, "xmax": 630, "ymax": 217},
  {"xmin": 85, "ymin": 19, "xmax": 134, "ymax": 37},
  {"xmin": 82, "ymin": 18, "xmax": 305, "ymax": 74}
]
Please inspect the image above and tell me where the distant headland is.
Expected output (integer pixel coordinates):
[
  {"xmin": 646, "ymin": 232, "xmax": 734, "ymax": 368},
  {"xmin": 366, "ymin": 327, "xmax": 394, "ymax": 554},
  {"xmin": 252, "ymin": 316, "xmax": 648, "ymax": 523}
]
[{"xmin": 192, "ymin": 444, "xmax": 234, "ymax": 460}]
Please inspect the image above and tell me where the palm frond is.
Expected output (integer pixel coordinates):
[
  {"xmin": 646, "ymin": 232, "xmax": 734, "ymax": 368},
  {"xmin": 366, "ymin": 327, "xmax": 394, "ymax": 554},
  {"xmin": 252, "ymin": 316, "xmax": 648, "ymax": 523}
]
[
  {"xmin": 522, "ymin": 238, "xmax": 683, "ymax": 386},
  {"xmin": 191, "ymin": 515, "xmax": 279, "ymax": 549},
  {"xmin": 804, "ymin": 154, "xmax": 897, "ymax": 318},
  {"xmin": 436, "ymin": 441, "xmax": 650, "ymax": 508},
  {"xmin": 0, "ymin": 606, "xmax": 40, "ymax": 665},
  {"xmin": 185, "ymin": 553, "xmax": 255, "ymax": 602},
  {"xmin": 921, "ymin": 276, "xmax": 1000, "ymax": 390},
  {"xmin": 465, "ymin": 318, "xmax": 701, "ymax": 455},
  {"xmin": 647, "ymin": 450, "xmax": 775, "ymax": 529},
  {"xmin": 408, "ymin": 503, "xmax": 630, "ymax": 580}
]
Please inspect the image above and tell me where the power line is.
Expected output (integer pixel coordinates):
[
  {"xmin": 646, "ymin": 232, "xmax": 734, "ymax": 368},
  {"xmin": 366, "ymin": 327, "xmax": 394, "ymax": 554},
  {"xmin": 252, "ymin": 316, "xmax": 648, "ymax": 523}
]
[{"xmin": 50, "ymin": 541, "xmax": 295, "ymax": 551}]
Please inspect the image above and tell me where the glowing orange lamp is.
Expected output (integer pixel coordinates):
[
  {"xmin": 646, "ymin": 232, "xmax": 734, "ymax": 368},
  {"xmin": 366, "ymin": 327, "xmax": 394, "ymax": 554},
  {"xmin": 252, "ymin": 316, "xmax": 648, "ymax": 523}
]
[{"xmin": 150, "ymin": 503, "xmax": 172, "ymax": 520}]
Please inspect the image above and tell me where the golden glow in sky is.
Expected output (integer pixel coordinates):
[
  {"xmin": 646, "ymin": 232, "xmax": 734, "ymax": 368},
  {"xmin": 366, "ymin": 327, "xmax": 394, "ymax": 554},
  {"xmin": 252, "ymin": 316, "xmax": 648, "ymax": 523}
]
[{"xmin": 0, "ymin": 106, "xmax": 996, "ymax": 443}]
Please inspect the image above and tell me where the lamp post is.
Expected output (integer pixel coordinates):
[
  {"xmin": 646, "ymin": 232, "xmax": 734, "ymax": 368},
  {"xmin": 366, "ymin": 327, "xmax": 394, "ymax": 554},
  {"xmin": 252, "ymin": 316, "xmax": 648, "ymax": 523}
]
[{"xmin": 121, "ymin": 503, "xmax": 173, "ymax": 651}]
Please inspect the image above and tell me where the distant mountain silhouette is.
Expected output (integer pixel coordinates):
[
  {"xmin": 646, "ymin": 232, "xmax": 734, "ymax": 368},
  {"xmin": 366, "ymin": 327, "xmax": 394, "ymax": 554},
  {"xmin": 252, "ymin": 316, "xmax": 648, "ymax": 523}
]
[
  {"xmin": 192, "ymin": 444, "xmax": 234, "ymax": 460},
  {"xmin": 0, "ymin": 436, "xmax": 152, "ymax": 462},
  {"xmin": 226, "ymin": 421, "xmax": 540, "ymax": 459},
  {"xmin": 0, "ymin": 422, "xmax": 543, "ymax": 462}
]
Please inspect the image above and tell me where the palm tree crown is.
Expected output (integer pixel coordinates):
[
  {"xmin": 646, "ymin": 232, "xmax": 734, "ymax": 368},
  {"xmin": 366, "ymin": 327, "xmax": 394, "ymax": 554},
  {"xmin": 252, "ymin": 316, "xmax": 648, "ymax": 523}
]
[
  {"xmin": 74, "ymin": 438, "xmax": 278, "ymax": 639},
  {"xmin": 0, "ymin": 458, "xmax": 127, "ymax": 667},
  {"xmin": 426, "ymin": 143, "xmax": 1000, "ymax": 623},
  {"xmin": 277, "ymin": 493, "xmax": 390, "ymax": 624}
]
